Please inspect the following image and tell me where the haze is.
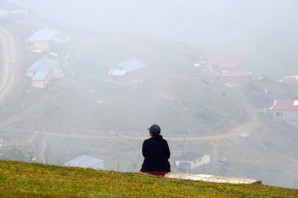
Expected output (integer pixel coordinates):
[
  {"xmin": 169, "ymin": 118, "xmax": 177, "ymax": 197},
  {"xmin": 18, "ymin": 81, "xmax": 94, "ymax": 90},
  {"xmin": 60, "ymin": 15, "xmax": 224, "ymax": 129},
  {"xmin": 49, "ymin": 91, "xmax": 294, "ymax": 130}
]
[{"xmin": 1, "ymin": 0, "xmax": 298, "ymax": 189}]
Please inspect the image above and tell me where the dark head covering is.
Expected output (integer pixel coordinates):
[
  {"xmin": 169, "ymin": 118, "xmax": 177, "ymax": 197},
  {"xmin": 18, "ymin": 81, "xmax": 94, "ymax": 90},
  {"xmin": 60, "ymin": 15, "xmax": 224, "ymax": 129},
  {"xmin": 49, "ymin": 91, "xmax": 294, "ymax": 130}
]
[{"xmin": 148, "ymin": 124, "xmax": 161, "ymax": 135}]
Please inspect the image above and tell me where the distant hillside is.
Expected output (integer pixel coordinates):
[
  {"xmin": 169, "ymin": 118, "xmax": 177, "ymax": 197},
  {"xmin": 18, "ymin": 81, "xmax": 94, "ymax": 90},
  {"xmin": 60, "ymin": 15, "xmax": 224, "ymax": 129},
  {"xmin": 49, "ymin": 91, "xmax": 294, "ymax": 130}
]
[{"xmin": 0, "ymin": 160, "xmax": 297, "ymax": 197}]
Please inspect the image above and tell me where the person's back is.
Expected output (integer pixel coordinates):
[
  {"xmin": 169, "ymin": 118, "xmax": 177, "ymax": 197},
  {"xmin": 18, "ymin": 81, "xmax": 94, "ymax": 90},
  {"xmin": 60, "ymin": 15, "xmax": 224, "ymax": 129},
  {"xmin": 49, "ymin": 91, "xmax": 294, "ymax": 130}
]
[{"xmin": 141, "ymin": 124, "xmax": 170, "ymax": 176}]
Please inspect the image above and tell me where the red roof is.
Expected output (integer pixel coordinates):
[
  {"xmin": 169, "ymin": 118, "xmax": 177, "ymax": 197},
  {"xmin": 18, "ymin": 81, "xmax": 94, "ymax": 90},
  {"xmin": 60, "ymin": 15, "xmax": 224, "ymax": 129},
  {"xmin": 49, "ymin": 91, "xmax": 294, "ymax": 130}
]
[
  {"xmin": 160, "ymin": 93, "xmax": 176, "ymax": 102},
  {"xmin": 209, "ymin": 54, "xmax": 244, "ymax": 69},
  {"xmin": 271, "ymin": 99, "xmax": 298, "ymax": 111},
  {"xmin": 221, "ymin": 68, "xmax": 249, "ymax": 77}
]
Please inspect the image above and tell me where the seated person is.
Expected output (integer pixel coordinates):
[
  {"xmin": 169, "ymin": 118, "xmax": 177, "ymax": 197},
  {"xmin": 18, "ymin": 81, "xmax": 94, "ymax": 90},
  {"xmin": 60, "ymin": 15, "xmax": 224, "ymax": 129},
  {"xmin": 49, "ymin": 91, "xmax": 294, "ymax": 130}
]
[{"xmin": 140, "ymin": 124, "xmax": 171, "ymax": 176}]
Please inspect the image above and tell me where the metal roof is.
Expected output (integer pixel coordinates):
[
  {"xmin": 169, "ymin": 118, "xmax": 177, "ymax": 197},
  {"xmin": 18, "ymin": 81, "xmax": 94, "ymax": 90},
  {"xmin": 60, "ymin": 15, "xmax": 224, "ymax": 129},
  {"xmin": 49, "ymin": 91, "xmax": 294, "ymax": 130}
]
[
  {"xmin": 118, "ymin": 59, "xmax": 146, "ymax": 72},
  {"xmin": 64, "ymin": 155, "xmax": 104, "ymax": 168},
  {"xmin": 32, "ymin": 71, "xmax": 49, "ymax": 81},
  {"xmin": 27, "ymin": 28, "xmax": 59, "ymax": 42},
  {"xmin": 209, "ymin": 54, "xmax": 244, "ymax": 68},
  {"xmin": 271, "ymin": 99, "xmax": 298, "ymax": 111},
  {"xmin": 27, "ymin": 58, "xmax": 58, "ymax": 72},
  {"xmin": 109, "ymin": 69, "xmax": 127, "ymax": 76}
]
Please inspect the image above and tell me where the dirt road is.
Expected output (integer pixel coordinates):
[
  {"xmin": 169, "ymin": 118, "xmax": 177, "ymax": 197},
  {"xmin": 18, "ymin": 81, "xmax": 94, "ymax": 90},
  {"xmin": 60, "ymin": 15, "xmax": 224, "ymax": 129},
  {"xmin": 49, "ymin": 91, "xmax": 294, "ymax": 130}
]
[{"xmin": 0, "ymin": 26, "xmax": 15, "ymax": 101}]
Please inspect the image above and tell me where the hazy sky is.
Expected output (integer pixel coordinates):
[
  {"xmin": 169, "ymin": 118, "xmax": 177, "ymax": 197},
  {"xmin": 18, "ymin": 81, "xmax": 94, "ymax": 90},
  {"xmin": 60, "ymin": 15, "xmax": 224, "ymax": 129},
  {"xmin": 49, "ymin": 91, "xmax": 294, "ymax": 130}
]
[{"xmin": 14, "ymin": 0, "xmax": 298, "ymax": 76}]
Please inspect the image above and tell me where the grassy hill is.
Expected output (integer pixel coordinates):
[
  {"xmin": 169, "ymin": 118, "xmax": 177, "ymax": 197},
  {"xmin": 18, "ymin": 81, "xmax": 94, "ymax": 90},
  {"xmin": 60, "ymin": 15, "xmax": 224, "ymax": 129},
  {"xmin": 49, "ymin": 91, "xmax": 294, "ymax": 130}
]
[{"xmin": 0, "ymin": 160, "xmax": 297, "ymax": 197}]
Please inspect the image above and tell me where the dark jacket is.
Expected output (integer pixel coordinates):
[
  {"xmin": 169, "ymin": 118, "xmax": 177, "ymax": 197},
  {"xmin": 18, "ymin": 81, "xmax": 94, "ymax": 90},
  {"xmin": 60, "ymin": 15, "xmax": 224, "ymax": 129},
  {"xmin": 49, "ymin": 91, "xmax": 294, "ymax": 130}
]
[{"xmin": 141, "ymin": 137, "xmax": 171, "ymax": 172}]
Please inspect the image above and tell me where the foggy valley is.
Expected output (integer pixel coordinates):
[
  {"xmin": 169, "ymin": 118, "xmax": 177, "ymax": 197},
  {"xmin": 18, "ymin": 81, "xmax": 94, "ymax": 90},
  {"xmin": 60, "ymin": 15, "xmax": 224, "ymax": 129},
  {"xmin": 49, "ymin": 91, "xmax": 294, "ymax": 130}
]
[{"xmin": 0, "ymin": 0, "xmax": 298, "ymax": 189}]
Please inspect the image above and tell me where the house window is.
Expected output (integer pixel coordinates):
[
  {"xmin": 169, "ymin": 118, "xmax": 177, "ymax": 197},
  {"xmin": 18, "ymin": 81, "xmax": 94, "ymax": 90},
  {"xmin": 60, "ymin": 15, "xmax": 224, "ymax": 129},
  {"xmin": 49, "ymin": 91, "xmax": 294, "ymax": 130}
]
[{"xmin": 276, "ymin": 112, "xmax": 283, "ymax": 117}]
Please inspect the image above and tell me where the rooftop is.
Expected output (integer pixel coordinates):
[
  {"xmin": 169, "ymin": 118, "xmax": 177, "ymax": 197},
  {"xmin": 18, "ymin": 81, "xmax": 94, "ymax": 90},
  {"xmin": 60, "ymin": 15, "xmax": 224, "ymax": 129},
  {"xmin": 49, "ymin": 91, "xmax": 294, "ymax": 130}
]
[
  {"xmin": 27, "ymin": 28, "xmax": 59, "ymax": 42},
  {"xmin": 64, "ymin": 155, "xmax": 103, "ymax": 168},
  {"xmin": 271, "ymin": 99, "xmax": 298, "ymax": 111},
  {"xmin": 27, "ymin": 58, "xmax": 58, "ymax": 72},
  {"xmin": 118, "ymin": 59, "xmax": 146, "ymax": 72}
]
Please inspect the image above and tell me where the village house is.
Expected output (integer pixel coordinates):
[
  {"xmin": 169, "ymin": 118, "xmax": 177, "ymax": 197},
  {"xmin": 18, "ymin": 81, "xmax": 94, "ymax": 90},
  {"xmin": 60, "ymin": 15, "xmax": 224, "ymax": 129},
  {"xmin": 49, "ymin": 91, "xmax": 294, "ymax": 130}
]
[
  {"xmin": 220, "ymin": 68, "xmax": 251, "ymax": 85},
  {"xmin": 63, "ymin": 155, "xmax": 104, "ymax": 170},
  {"xmin": 26, "ymin": 28, "xmax": 69, "ymax": 52},
  {"xmin": 208, "ymin": 54, "xmax": 245, "ymax": 72},
  {"xmin": 175, "ymin": 152, "xmax": 210, "ymax": 173},
  {"xmin": 108, "ymin": 58, "xmax": 146, "ymax": 82},
  {"xmin": 208, "ymin": 54, "xmax": 251, "ymax": 86},
  {"xmin": 270, "ymin": 99, "xmax": 298, "ymax": 128},
  {"xmin": 26, "ymin": 58, "xmax": 61, "ymax": 88}
]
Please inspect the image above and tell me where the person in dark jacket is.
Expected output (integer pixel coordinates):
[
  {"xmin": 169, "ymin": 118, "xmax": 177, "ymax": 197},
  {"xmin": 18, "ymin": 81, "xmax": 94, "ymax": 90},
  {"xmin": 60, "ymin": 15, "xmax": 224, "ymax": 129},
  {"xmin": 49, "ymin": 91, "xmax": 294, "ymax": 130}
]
[{"xmin": 140, "ymin": 124, "xmax": 171, "ymax": 176}]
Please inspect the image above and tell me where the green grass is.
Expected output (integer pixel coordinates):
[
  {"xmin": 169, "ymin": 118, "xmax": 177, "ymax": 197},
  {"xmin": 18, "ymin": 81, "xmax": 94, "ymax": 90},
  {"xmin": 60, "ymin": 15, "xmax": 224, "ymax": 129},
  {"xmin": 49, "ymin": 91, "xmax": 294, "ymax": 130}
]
[{"xmin": 0, "ymin": 160, "xmax": 297, "ymax": 197}]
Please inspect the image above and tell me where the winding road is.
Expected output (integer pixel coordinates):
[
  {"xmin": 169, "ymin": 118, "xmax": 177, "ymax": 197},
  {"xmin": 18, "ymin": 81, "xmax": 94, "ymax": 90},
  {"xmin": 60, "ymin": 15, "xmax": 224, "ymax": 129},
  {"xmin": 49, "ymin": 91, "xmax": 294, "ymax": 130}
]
[{"xmin": 0, "ymin": 26, "xmax": 15, "ymax": 101}]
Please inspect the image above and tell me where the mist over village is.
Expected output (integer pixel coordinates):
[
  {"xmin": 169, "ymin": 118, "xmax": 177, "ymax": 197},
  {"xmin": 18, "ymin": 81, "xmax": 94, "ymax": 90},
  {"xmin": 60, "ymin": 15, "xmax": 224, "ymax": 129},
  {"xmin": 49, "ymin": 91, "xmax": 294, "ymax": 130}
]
[{"xmin": 0, "ymin": 0, "xmax": 298, "ymax": 189}]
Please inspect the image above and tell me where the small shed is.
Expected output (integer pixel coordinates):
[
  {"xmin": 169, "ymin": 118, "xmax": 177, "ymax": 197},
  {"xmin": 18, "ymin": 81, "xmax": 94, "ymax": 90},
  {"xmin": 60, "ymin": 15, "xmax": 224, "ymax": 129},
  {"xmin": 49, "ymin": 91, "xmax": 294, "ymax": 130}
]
[
  {"xmin": 175, "ymin": 152, "xmax": 210, "ymax": 173},
  {"xmin": 64, "ymin": 155, "xmax": 104, "ymax": 170},
  {"xmin": 108, "ymin": 59, "xmax": 146, "ymax": 82}
]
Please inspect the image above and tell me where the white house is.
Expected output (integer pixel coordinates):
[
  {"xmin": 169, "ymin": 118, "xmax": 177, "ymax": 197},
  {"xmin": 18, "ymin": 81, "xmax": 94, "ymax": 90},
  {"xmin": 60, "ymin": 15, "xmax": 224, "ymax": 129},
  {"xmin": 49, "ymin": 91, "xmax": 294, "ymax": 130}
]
[
  {"xmin": 175, "ymin": 152, "xmax": 210, "ymax": 173},
  {"xmin": 270, "ymin": 99, "xmax": 298, "ymax": 128},
  {"xmin": 64, "ymin": 155, "xmax": 104, "ymax": 170}
]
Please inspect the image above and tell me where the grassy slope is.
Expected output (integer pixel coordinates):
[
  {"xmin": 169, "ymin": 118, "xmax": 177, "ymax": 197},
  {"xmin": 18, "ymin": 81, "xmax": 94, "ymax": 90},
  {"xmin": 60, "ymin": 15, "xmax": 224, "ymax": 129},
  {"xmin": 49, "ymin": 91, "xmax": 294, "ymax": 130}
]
[{"xmin": 0, "ymin": 160, "xmax": 297, "ymax": 197}]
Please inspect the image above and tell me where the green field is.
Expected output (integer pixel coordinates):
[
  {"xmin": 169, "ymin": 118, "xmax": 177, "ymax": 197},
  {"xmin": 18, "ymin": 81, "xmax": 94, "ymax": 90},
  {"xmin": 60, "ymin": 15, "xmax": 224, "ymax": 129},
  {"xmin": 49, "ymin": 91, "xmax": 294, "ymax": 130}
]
[{"xmin": 0, "ymin": 160, "xmax": 297, "ymax": 197}]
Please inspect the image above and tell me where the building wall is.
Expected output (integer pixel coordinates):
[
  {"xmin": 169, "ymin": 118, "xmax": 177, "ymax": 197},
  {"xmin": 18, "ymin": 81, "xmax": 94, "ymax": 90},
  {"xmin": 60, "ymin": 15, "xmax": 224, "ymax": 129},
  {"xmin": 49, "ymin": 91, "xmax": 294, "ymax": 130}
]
[
  {"xmin": 272, "ymin": 110, "xmax": 298, "ymax": 121},
  {"xmin": 92, "ymin": 162, "xmax": 104, "ymax": 170},
  {"xmin": 50, "ymin": 69, "xmax": 61, "ymax": 78},
  {"xmin": 27, "ymin": 41, "xmax": 49, "ymax": 51},
  {"xmin": 272, "ymin": 110, "xmax": 298, "ymax": 129},
  {"xmin": 176, "ymin": 155, "xmax": 211, "ymax": 170},
  {"xmin": 190, "ymin": 155, "xmax": 210, "ymax": 169},
  {"xmin": 32, "ymin": 80, "xmax": 47, "ymax": 88},
  {"xmin": 286, "ymin": 120, "xmax": 298, "ymax": 128},
  {"xmin": 26, "ymin": 71, "xmax": 34, "ymax": 77}
]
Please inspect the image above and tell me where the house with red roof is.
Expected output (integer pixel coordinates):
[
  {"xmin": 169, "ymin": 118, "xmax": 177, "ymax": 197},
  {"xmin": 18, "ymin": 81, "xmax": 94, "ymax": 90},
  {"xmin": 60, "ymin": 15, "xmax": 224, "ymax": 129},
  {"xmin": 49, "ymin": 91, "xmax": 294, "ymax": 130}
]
[
  {"xmin": 208, "ymin": 54, "xmax": 245, "ymax": 70},
  {"xmin": 270, "ymin": 99, "xmax": 298, "ymax": 128},
  {"xmin": 208, "ymin": 54, "xmax": 251, "ymax": 86},
  {"xmin": 220, "ymin": 68, "xmax": 251, "ymax": 84}
]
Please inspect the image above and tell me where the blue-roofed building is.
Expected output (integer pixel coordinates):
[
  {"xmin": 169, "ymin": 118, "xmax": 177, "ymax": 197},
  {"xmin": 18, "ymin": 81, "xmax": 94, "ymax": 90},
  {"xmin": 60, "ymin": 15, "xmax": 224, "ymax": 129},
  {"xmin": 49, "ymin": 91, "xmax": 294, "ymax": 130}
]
[
  {"xmin": 26, "ymin": 58, "xmax": 61, "ymax": 88},
  {"xmin": 118, "ymin": 59, "xmax": 146, "ymax": 72},
  {"xmin": 63, "ymin": 155, "xmax": 104, "ymax": 170},
  {"xmin": 108, "ymin": 59, "xmax": 146, "ymax": 82},
  {"xmin": 26, "ymin": 28, "xmax": 69, "ymax": 52}
]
